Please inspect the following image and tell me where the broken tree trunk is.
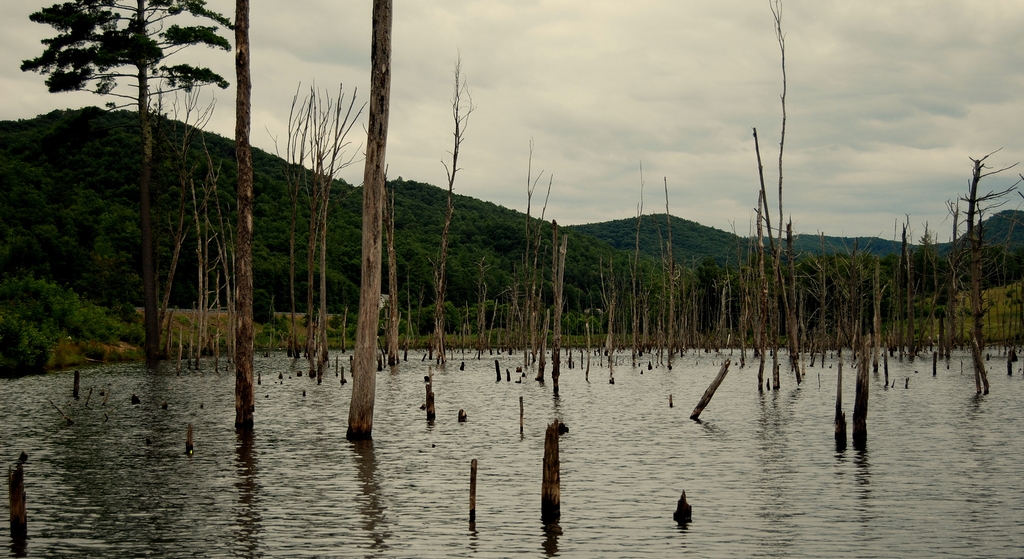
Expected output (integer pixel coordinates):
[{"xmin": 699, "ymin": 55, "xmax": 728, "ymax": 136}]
[
  {"xmin": 541, "ymin": 420, "xmax": 560, "ymax": 524},
  {"xmin": 9, "ymin": 462, "xmax": 27, "ymax": 542},
  {"xmin": 690, "ymin": 359, "xmax": 732, "ymax": 420},
  {"xmin": 469, "ymin": 458, "xmax": 478, "ymax": 523},
  {"xmin": 835, "ymin": 361, "xmax": 847, "ymax": 450},
  {"xmin": 852, "ymin": 339, "xmax": 870, "ymax": 450}
]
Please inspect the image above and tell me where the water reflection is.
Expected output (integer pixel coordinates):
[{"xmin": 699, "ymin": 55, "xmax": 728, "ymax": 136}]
[
  {"xmin": 351, "ymin": 439, "xmax": 390, "ymax": 554},
  {"xmin": 234, "ymin": 430, "xmax": 261, "ymax": 558},
  {"xmin": 853, "ymin": 449, "xmax": 874, "ymax": 526},
  {"xmin": 542, "ymin": 522, "xmax": 561, "ymax": 557}
]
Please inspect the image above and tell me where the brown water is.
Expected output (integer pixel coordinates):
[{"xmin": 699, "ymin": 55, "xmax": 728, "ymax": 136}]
[{"xmin": 2, "ymin": 350, "xmax": 1023, "ymax": 558}]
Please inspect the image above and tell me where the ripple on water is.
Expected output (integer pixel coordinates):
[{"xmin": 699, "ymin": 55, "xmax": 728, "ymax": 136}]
[{"xmin": 2, "ymin": 351, "xmax": 1024, "ymax": 557}]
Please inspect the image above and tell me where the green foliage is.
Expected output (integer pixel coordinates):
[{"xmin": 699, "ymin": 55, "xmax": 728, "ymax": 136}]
[
  {"xmin": 21, "ymin": 0, "xmax": 231, "ymax": 97},
  {"xmin": 0, "ymin": 276, "xmax": 141, "ymax": 373},
  {"xmin": 569, "ymin": 213, "xmax": 742, "ymax": 266}
]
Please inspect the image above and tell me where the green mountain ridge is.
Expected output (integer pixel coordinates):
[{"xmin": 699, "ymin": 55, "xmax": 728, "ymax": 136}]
[{"xmin": 4, "ymin": 107, "xmax": 1023, "ymax": 325}]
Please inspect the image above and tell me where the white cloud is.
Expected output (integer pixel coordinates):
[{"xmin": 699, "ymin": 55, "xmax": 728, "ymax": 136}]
[{"xmin": 3, "ymin": 0, "xmax": 1023, "ymax": 239}]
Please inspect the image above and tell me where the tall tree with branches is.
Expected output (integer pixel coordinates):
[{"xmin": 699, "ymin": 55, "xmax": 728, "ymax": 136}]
[
  {"xmin": 433, "ymin": 56, "xmax": 474, "ymax": 365},
  {"xmin": 962, "ymin": 151, "xmax": 1018, "ymax": 395},
  {"xmin": 22, "ymin": 0, "xmax": 231, "ymax": 367}
]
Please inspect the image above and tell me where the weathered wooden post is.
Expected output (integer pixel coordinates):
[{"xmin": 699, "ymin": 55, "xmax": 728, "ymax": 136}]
[
  {"xmin": 186, "ymin": 423, "xmax": 194, "ymax": 455},
  {"xmin": 835, "ymin": 361, "xmax": 847, "ymax": 450},
  {"xmin": 541, "ymin": 420, "xmax": 560, "ymax": 524},
  {"xmin": 426, "ymin": 375, "xmax": 436, "ymax": 423},
  {"xmin": 690, "ymin": 359, "xmax": 731, "ymax": 420},
  {"xmin": 669, "ymin": 394, "xmax": 673, "ymax": 408},
  {"xmin": 9, "ymin": 462, "xmax": 27, "ymax": 542},
  {"xmin": 73, "ymin": 369, "xmax": 80, "ymax": 399},
  {"xmin": 495, "ymin": 359, "xmax": 501, "ymax": 382},
  {"xmin": 519, "ymin": 396, "xmax": 524, "ymax": 435},
  {"xmin": 933, "ymin": 351, "xmax": 938, "ymax": 377},
  {"xmin": 469, "ymin": 458, "xmax": 478, "ymax": 523},
  {"xmin": 852, "ymin": 340, "xmax": 870, "ymax": 450}
]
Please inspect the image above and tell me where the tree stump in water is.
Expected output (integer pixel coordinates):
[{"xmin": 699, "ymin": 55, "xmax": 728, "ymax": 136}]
[
  {"xmin": 458, "ymin": 409, "xmax": 467, "ymax": 422},
  {"xmin": 673, "ymin": 490, "xmax": 691, "ymax": 523},
  {"xmin": 73, "ymin": 370, "xmax": 80, "ymax": 399},
  {"xmin": 835, "ymin": 362, "xmax": 847, "ymax": 451},
  {"xmin": 852, "ymin": 340, "xmax": 870, "ymax": 450},
  {"xmin": 9, "ymin": 461, "xmax": 27, "ymax": 542},
  {"xmin": 469, "ymin": 458, "xmax": 478, "ymax": 523},
  {"xmin": 426, "ymin": 371, "xmax": 436, "ymax": 422},
  {"xmin": 519, "ymin": 396, "xmax": 524, "ymax": 435},
  {"xmin": 541, "ymin": 420, "xmax": 560, "ymax": 524},
  {"xmin": 186, "ymin": 423, "xmax": 194, "ymax": 455}
]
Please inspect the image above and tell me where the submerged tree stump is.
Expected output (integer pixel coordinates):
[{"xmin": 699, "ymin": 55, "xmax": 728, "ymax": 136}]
[
  {"xmin": 426, "ymin": 380, "xmax": 436, "ymax": 422},
  {"xmin": 673, "ymin": 490, "xmax": 691, "ymax": 523},
  {"xmin": 519, "ymin": 396, "xmax": 524, "ymax": 435},
  {"xmin": 835, "ymin": 362, "xmax": 847, "ymax": 451},
  {"xmin": 469, "ymin": 458, "xmax": 478, "ymax": 523},
  {"xmin": 690, "ymin": 359, "xmax": 731, "ymax": 420},
  {"xmin": 852, "ymin": 340, "xmax": 870, "ymax": 450},
  {"xmin": 541, "ymin": 420, "xmax": 560, "ymax": 524},
  {"xmin": 9, "ymin": 462, "xmax": 27, "ymax": 542}
]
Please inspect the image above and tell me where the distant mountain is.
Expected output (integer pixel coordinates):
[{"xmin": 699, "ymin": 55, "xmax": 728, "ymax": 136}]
[
  {"xmin": 571, "ymin": 211, "xmax": 1024, "ymax": 266},
  {"xmin": 568, "ymin": 214, "xmax": 744, "ymax": 267},
  {"xmin": 978, "ymin": 210, "xmax": 1024, "ymax": 248}
]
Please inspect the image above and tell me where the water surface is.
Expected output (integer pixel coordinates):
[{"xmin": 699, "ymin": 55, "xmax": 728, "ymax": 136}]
[{"xmin": 2, "ymin": 350, "xmax": 1023, "ymax": 557}]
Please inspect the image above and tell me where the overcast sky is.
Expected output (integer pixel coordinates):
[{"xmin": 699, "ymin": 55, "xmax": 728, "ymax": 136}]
[{"xmin": 3, "ymin": 1, "xmax": 1024, "ymax": 241}]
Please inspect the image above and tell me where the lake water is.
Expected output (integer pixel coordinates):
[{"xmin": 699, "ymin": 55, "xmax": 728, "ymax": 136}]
[{"xmin": 2, "ymin": 349, "xmax": 1023, "ymax": 558}]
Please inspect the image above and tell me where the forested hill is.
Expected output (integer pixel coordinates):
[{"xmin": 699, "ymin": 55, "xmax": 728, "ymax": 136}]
[
  {"xmin": 570, "ymin": 211, "xmax": 1024, "ymax": 265},
  {"xmin": 0, "ymin": 107, "xmax": 637, "ymax": 319},
  {"xmin": 4, "ymin": 107, "xmax": 1023, "ymax": 324},
  {"xmin": 568, "ymin": 214, "xmax": 743, "ymax": 266}
]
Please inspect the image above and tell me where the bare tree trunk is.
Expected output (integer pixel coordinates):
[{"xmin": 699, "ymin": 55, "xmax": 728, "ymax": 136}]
[
  {"xmin": 785, "ymin": 221, "xmax": 800, "ymax": 382},
  {"xmin": 873, "ymin": 259, "xmax": 882, "ymax": 373},
  {"xmin": 904, "ymin": 221, "xmax": 916, "ymax": 358},
  {"xmin": 963, "ymin": 154, "xmax": 1017, "ymax": 394},
  {"xmin": 664, "ymin": 181, "xmax": 676, "ymax": 366},
  {"xmin": 385, "ymin": 182, "xmax": 400, "ymax": 365},
  {"xmin": 852, "ymin": 338, "xmax": 870, "ymax": 450},
  {"xmin": 433, "ymin": 57, "xmax": 474, "ymax": 365},
  {"xmin": 476, "ymin": 258, "xmax": 489, "ymax": 359},
  {"xmin": 233, "ymin": 0, "xmax": 254, "ymax": 430},
  {"xmin": 551, "ymin": 225, "xmax": 567, "ymax": 395},
  {"xmin": 347, "ymin": 0, "xmax": 391, "ymax": 440}
]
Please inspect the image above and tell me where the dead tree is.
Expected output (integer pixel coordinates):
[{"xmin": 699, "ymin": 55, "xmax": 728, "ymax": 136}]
[
  {"xmin": 234, "ymin": 0, "xmax": 254, "ymax": 430},
  {"xmin": 476, "ymin": 258, "xmax": 490, "ymax": 358},
  {"xmin": 282, "ymin": 84, "xmax": 362, "ymax": 377},
  {"xmin": 433, "ymin": 56, "xmax": 474, "ymax": 364},
  {"xmin": 385, "ymin": 181, "xmax": 400, "ymax": 365},
  {"xmin": 347, "ymin": 0, "xmax": 391, "ymax": 441},
  {"xmin": 962, "ymin": 152, "xmax": 1018, "ymax": 394},
  {"xmin": 161, "ymin": 89, "xmax": 214, "ymax": 358},
  {"xmin": 551, "ymin": 229, "xmax": 568, "ymax": 394}
]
